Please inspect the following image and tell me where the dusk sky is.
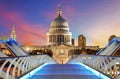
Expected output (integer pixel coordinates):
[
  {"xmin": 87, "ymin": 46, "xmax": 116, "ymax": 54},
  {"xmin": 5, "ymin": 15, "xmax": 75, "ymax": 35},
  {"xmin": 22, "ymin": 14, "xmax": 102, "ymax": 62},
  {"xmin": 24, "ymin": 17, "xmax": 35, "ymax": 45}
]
[{"xmin": 0, "ymin": 0, "xmax": 120, "ymax": 47}]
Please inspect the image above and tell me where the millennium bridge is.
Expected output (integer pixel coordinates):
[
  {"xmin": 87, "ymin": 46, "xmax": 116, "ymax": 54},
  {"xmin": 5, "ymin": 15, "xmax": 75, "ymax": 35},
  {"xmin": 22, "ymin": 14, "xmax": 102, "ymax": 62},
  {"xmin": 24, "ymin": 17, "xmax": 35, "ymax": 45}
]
[{"xmin": 0, "ymin": 38, "xmax": 120, "ymax": 79}]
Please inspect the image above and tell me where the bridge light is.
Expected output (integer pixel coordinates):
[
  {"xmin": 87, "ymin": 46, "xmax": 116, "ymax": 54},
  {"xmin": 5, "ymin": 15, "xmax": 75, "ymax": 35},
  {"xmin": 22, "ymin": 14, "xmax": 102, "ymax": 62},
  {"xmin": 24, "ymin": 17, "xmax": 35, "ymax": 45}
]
[{"xmin": 26, "ymin": 47, "xmax": 30, "ymax": 52}]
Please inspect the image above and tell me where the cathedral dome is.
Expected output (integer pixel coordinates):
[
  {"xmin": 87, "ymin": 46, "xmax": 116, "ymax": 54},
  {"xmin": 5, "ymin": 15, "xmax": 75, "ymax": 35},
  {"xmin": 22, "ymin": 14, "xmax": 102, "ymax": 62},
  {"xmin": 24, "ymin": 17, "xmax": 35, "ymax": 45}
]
[
  {"xmin": 50, "ymin": 17, "xmax": 69, "ymax": 28},
  {"xmin": 50, "ymin": 4, "xmax": 69, "ymax": 28},
  {"xmin": 47, "ymin": 4, "xmax": 72, "ymax": 46}
]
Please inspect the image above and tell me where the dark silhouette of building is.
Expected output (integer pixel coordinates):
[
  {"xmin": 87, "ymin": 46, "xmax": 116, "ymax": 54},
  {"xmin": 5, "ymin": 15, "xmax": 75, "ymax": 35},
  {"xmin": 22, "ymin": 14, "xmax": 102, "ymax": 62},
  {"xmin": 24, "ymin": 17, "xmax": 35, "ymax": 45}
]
[{"xmin": 72, "ymin": 38, "xmax": 75, "ymax": 46}]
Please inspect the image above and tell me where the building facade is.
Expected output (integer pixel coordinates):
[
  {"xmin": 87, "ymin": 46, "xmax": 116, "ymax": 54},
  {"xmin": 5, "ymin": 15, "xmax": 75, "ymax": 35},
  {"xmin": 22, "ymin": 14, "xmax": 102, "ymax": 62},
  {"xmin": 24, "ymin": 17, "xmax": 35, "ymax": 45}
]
[
  {"xmin": 46, "ymin": 5, "xmax": 73, "ymax": 63},
  {"xmin": 78, "ymin": 35, "xmax": 86, "ymax": 47}
]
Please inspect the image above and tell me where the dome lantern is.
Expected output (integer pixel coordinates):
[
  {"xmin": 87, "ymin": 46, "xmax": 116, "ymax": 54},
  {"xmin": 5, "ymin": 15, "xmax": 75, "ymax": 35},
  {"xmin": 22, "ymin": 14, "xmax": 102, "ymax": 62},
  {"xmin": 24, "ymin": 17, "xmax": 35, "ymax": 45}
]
[{"xmin": 57, "ymin": 4, "xmax": 62, "ymax": 17}]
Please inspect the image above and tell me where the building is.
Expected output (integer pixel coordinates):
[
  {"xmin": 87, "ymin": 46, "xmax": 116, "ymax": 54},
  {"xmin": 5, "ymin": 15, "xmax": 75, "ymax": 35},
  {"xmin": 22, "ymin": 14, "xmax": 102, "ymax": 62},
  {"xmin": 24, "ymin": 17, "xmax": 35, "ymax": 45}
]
[
  {"xmin": 10, "ymin": 26, "xmax": 17, "ymax": 41},
  {"xmin": 46, "ymin": 4, "xmax": 73, "ymax": 64},
  {"xmin": 72, "ymin": 38, "xmax": 75, "ymax": 46},
  {"xmin": 0, "ymin": 25, "xmax": 17, "ymax": 41},
  {"xmin": 108, "ymin": 35, "xmax": 120, "ymax": 43},
  {"xmin": 22, "ymin": 5, "xmax": 100, "ymax": 64},
  {"xmin": 108, "ymin": 35, "xmax": 116, "ymax": 42},
  {"xmin": 0, "ymin": 36, "xmax": 8, "ymax": 40},
  {"xmin": 78, "ymin": 35, "xmax": 86, "ymax": 47},
  {"xmin": 47, "ymin": 4, "xmax": 72, "ymax": 46}
]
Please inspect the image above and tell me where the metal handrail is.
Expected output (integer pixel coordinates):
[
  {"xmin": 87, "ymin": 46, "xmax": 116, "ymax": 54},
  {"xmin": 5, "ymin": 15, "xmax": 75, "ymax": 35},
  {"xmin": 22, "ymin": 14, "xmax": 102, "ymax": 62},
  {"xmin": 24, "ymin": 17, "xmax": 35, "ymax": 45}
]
[
  {"xmin": 67, "ymin": 54, "xmax": 120, "ymax": 79},
  {"xmin": 0, "ymin": 55, "xmax": 57, "ymax": 79}
]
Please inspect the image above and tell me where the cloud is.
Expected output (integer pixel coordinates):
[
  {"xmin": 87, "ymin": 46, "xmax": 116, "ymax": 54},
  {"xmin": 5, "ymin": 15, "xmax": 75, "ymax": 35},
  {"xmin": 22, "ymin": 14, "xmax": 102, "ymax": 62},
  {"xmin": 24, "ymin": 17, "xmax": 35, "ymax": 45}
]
[
  {"xmin": 0, "ymin": 11, "xmax": 47, "ymax": 45},
  {"xmin": 1, "ymin": 0, "xmax": 120, "ymax": 47}
]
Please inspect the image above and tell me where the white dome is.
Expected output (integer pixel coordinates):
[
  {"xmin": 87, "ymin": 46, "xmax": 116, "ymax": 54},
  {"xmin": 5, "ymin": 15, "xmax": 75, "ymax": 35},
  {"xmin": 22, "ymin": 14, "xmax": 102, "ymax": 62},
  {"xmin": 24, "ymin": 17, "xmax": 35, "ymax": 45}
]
[
  {"xmin": 50, "ymin": 17, "xmax": 69, "ymax": 28},
  {"xmin": 47, "ymin": 5, "xmax": 72, "ymax": 46}
]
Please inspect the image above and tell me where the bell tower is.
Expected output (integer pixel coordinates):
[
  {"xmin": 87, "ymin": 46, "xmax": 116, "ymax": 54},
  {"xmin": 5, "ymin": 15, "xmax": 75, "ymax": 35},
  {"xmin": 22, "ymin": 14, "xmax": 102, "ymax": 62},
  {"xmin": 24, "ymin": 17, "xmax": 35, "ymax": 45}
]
[{"xmin": 10, "ymin": 25, "xmax": 17, "ymax": 41}]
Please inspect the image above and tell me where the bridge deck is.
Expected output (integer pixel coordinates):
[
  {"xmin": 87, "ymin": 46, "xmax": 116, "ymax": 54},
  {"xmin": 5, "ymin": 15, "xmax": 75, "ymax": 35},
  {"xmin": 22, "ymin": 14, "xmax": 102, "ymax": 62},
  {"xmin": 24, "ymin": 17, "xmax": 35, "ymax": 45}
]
[{"xmin": 28, "ymin": 64, "xmax": 109, "ymax": 79}]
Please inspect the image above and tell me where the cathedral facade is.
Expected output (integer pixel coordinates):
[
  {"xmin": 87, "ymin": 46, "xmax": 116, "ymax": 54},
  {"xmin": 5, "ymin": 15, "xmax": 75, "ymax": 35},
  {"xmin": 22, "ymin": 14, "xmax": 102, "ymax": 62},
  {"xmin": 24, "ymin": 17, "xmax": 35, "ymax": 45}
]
[{"xmin": 46, "ymin": 5, "xmax": 72, "ymax": 64}]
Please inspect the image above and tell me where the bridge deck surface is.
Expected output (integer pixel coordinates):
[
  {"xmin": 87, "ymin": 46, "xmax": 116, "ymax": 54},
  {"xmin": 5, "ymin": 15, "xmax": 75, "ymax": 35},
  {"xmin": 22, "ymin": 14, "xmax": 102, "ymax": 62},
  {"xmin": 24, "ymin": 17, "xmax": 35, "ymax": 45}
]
[{"xmin": 30, "ymin": 64, "xmax": 104, "ymax": 79}]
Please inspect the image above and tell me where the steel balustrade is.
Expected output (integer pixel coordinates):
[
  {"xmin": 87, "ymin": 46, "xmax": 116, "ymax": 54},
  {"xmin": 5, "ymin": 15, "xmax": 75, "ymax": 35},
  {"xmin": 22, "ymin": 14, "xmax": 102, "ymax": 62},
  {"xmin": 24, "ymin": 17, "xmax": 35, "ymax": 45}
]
[
  {"xmin": 67, "ymin": 55, "xmax": 120, "ymax": 79},
  {"xmin": 98, "ymin": 38, "xmax": 120, "ymax": 55},
  {"xmin": 0, "ymin": 55, "xmax": 57, "ymax": 79}
]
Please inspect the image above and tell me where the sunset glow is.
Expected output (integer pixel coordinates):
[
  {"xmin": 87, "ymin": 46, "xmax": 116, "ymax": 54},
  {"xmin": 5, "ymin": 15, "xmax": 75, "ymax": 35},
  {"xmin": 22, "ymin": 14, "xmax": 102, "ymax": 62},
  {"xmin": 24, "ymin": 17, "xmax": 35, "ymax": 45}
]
[{"xmin": 0, "ymin": 0, "xmax": 120, "ymax": 47}]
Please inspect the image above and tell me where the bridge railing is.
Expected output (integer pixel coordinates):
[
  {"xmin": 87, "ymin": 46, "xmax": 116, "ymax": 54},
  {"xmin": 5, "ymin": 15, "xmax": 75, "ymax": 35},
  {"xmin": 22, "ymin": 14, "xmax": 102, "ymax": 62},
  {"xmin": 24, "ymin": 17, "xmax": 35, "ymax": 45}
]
[
  {"xmin": 67, "ymin": 55, "xmax": 120, "ymax": 79},
  {"xmin": 0, "ymin": 55, "xmax": 57, "ymax": 79}
]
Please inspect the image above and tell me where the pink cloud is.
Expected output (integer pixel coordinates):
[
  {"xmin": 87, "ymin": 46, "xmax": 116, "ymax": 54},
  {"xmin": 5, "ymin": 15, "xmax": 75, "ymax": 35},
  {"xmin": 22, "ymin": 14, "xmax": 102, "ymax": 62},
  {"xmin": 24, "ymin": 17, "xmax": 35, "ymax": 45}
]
[{"xmin": 0, "ymin": 11, "xmax": 47, "ymax": 45}]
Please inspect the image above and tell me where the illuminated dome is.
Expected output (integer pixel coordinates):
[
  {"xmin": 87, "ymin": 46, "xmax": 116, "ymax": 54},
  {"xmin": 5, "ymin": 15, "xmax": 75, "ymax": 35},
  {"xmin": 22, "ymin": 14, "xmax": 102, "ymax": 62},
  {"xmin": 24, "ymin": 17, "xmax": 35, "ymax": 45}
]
[
  {"xmin": 47, "ymin": 4, "xmax": 72, "ymax": 46},
  {"xmin": 50, "ymin": 17, "xmax": 69, "ymax": 28}
]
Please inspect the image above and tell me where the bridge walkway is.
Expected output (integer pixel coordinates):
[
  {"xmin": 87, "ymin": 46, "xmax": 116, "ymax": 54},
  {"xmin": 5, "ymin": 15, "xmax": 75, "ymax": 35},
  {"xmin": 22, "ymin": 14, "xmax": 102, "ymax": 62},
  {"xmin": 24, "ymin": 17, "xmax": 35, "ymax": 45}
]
[{"xmin": 24, "ymin": 63, "xmax": 110, "ymax": 79}]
